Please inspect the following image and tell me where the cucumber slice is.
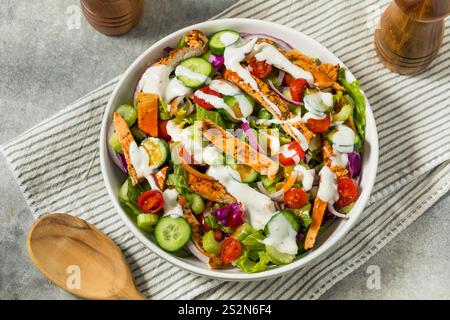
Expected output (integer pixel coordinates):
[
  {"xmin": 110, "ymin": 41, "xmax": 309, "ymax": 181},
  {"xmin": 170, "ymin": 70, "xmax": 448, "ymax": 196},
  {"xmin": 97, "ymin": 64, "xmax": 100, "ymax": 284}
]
[
  {"xmin": 266, "ymin": 245, "xmax": 296, "ymax": 265},
  {"xmin": 230, "ymin": 164, "xmax": 259, "ymax": 183},
  {"xmin": 109, "ymin": 132, "xmax": 123, "ymax": 153},
  {"xmin": 189, "ymin": 193, "xmax": 205, "ymax": 214},
  {"xmin": 176, "ymin": 57, "xmax": 212, "ymax": 88},
  {"xmin": 232, "ymin": 223, "xmax": 255, "ymax": 242},
  {"xmin": 221, "ymin": 94, "xmax": 255, "ymax": 122},
  {"xmin": 209, "ymin": 30, "xmax": 240, "ymax": 55},
  {"xmin": 202, "ymin": 230, "xmax": 222, "ymax": 255},
  {"xmin": 116, "ymin": 104, "xmax": 138, "ymax": 127},
  {"xmin": 332, "ymin": 103, "xmax": 353, "ymax": 123},
  {"xmin": 141, "ymin": 137, "xmax": 170, "ymax": 168},
  {"xmin": 264, "ymin": 210, "xmax": 300, "ymax": 234},
  {"xmin": 304, "ymin": 92, "xmax": 333, "ymax": 116},
  {"xmin": 326, "ymin": 126, "xmax": 355, "ymax": 153},
  {"xmin": 155, "ymin": 216, "xmax": 191, "ymax": 252},
  {"xmin": 119, "ymin": 179, "xmax": 129, "ymax": 202},
  {"xmin": 137, "ymin": 213, "xmax": 159, "ymax": 231}
]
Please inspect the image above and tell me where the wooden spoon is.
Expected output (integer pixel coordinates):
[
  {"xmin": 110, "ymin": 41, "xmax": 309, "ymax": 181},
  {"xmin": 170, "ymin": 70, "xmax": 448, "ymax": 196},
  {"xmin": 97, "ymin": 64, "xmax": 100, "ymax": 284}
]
[{"xmin": 27, "ymin": 213, "xmax": 145, "ymax": 300}]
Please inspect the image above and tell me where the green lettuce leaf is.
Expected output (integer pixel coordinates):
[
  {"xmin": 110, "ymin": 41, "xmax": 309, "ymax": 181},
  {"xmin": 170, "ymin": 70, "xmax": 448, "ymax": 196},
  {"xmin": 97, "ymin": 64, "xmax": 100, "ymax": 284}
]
[
  {"xmin": 242, "ymin": 231, "xmax": 266, "ymax": 252},
  {"xmin": 234, "ymin": 249, "xmax": 271, "ymax": 273},
  {"xmin": 166, "ymin": 164, "xmax": 191, "ymax": 196},
  {"xmin": 196, "ymin": 105, "xmax": 227, "ymax": 129},
  {"xmin": 338, "ymin": 68, "xmax": 366, "ymax": 152}
]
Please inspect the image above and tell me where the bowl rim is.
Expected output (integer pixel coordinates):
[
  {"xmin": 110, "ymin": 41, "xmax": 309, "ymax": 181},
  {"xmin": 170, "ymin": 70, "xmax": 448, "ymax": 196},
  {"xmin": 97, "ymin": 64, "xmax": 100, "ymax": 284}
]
[{"xmin": 99, "ymin": 18, "xmax": 379, "ymax": 281}]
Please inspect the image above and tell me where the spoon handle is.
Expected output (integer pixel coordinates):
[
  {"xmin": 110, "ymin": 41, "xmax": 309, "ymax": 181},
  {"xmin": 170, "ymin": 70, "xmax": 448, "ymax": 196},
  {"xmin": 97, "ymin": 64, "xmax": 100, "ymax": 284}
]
[{"xmin": 119, "ymin": 289, "xmax": 147, "ymax": 300}]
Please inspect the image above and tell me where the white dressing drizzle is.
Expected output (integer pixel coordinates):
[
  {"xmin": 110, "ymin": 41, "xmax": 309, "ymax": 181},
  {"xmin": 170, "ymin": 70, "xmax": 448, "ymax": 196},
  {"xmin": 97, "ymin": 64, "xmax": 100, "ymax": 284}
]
[
  {"xmin": 205, "ymin": 148, "xmax": 276, "ymax": 230},
  {"xmin": 166, "ymin": 120, "xmax": 203, "ymax": 163},
  {"xmin": 263, "ymin": 213, "xmax": 298, "ymax": 255},
  {"xmin": 129, "ymin": 141, "xmax": 157, "ymax": 179},
  {"xmin": 209, "ymin": 79, "xmax": 253, "ymax": 118},
  {"xmin": 293, "ymin": 164, "xmax": 315, "ymax": 191},
  {"xmin": 165, "ymin": 77, "xmax": 192, "ymax": 104},
  {"xmin": 331, "ymin": 151, "xmax": 349, "ymax": 168},
  {"xmin": 317, "ymin": 166, "xmax": 338, "ymax": 203},
  {"xmin": 254, "ymin": 42, "xmax": 314, "ymax": 85},
  {"xmin": 141, "ymin": 65, "xmax": 172, "ymax": 98},
  {"xmin": 220, "ymin": 32, "xmax": 240, "ymax": 46},
  {"xmin": 224, "ymin": 38, "xmax": 282, "ymax": 116},
  {"xmin": 162, "ymin": 189, "xmax": 184, "ymax": 217},
  {"xmin": 279, "ymin": 144, "xmax": 301, "ymax": 164},
  {"xmin": 302, "ymin": 111, "xmax": 326, "ymax": 123},
  {"xmin": 194, "ymin": 90, "xmax": 239, "ymax": 120},
  {"xmin": 287, "ymin": 124, "xmax": 309, "ymax": 151},
  {"xmin": 175, "ymin": 65, "xmax": 210, "ymax": 84},
  {"xmin": 332, "ymin": 125, "xmax": 355, "ymax": 153},
  {"xmin": 304, "ymin": 92, "xmax": 334, "ymax": 116}
]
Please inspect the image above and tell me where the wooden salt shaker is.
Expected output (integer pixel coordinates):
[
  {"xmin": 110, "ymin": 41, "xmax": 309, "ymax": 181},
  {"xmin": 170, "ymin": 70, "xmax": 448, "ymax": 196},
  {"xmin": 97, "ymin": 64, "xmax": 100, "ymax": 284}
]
[
  {"xmin": 81, "ymin": 0, "xmax": 144, "ymax": 36},
  {"xmin": 375, "ymin": 0, "xmax": 450, "ymax": 74}
]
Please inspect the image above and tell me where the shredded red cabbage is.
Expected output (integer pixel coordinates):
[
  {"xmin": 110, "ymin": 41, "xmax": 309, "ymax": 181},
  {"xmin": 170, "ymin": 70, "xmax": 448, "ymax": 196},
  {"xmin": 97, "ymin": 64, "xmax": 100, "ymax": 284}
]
[
  {"xmin": 348, "ymin": 152, "xmax": 361, "ymax": 178},
  {"xmin": 296, "ymin": 230, "xmax": 305, "ymax": 242},
  {"xmin": 211, "ymin": 202, "xmax": 245, "ymax": 228},
  {"xmin": 208, "ymin": 53, "xmax": 225, "ymax": 70}
]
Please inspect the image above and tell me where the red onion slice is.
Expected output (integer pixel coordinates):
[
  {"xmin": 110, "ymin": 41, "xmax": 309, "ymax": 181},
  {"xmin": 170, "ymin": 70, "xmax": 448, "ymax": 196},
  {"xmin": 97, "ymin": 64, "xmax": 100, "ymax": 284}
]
[
  {"xmin": 241, "ymin": 32, "xmax": 293, "ymax": 52},
  {"xmin": 268, "ymin": 80, "xmax": 303, "ymax": 106},
  {"xmin": 241, "ymin": 120, "xmax": 261, "ymax": 152},
  {"xmin": 277, "ymin": 70, "xmax": 285, "ymax": 86},
  {"xmin": 327, "ymin": 202, "xmax": 349, "ymax": 219}
]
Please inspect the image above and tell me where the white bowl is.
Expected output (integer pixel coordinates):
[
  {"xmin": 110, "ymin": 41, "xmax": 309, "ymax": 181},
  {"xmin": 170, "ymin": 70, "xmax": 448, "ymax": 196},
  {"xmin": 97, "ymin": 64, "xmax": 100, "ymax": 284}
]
[{"xmin": 99, "ymin": 18, "xmax": 379, "ymax": 281}]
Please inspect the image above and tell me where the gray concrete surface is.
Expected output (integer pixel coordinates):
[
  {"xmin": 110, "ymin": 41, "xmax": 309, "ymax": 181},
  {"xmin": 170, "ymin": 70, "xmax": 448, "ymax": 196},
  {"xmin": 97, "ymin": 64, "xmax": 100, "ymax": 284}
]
[{"xmin": 0, "ymin": 0, "xmax": 449, "ymax": 300}]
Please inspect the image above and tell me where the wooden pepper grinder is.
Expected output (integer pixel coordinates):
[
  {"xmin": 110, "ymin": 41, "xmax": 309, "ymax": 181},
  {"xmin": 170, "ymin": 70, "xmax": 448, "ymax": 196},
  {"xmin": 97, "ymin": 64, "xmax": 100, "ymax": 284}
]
[
  {"xmin": 80, "ymin": 0, "xmax": 144, "ymax": 36},
  {"xmin": 375, "ymin": 0, "xmax": 450, "ymax": 74}
]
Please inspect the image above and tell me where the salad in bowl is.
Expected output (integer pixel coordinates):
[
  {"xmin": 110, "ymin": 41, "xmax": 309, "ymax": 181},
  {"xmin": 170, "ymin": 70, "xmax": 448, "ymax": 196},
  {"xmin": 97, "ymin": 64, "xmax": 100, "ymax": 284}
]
[{"xmin": 106, "ymin": 27, "xmax": 367, "ymax": 274}]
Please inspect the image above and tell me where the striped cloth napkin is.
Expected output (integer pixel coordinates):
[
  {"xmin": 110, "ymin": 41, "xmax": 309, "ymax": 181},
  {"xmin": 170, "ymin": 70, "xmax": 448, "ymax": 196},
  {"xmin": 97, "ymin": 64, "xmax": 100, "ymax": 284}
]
[{"xmin": 1, "ymin": 0, "xmax": 448, "ymax": 299}]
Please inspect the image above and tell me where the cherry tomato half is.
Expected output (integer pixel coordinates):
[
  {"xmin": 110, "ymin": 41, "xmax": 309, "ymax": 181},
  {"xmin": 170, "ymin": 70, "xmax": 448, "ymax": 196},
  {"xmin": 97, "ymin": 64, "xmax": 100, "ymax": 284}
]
[
  {"xmin": 158, "ymin": 120, "xmax": 171, "ymax": 142},
  {"xmin": 193, "ymin": 86, "xmax": 221, "ymax": 111},
  {"xmin": 279, "ymin": 141, "xmax": 305, "ymax": 166},
  {"xmin": 248, "ymin": 57, "xmax": 273, "ymax": 79},
  {"xmin": 137, "ymin": 190, "xmax": 164, "ymax": 214},
  {"xmin": 336, "ymin": 177, "xmax": 358, "ymax": 207},
  {"xmin": 283, "ymin": 73, "xmax": 294, "ymax": 86},
  {"xmin": 289, "ymin": 78, "xmax": 308, "ymax": 102},
  {"xmin": 284, "ymin": 188, "xmax": 309, "ymax": 209},
  {"xmin": 305, "ymin": 114, "xmax": 331, "ymax": 133},
  {"xmin": 220, "ymin": 237, "xmax": 242, "ymax": 264}
]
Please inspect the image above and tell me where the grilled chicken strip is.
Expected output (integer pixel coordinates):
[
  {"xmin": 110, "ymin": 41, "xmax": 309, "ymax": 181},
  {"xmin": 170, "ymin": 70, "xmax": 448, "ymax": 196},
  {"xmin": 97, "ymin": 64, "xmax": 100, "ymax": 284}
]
[
  {"xmin": 223, "ymin": 70, "xmax": 314, "ymax": 148},
  {"xmin": 155, "ymin": 30, "xmax": 208, "ymax": 68},
  {"xmin": 113, "ymin": 112, "xmax": 139, "ymax": 185},
  {"xmin": 187, "ymin": 174, "xmax": 236, "ymax": 204},
  {"xmin": 179, "ymin": 196, "xmax": 223, "ymax": 269},
  {"xmin": 199, "ymin": 119, "xmax": 279, "ymax": 177}
]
